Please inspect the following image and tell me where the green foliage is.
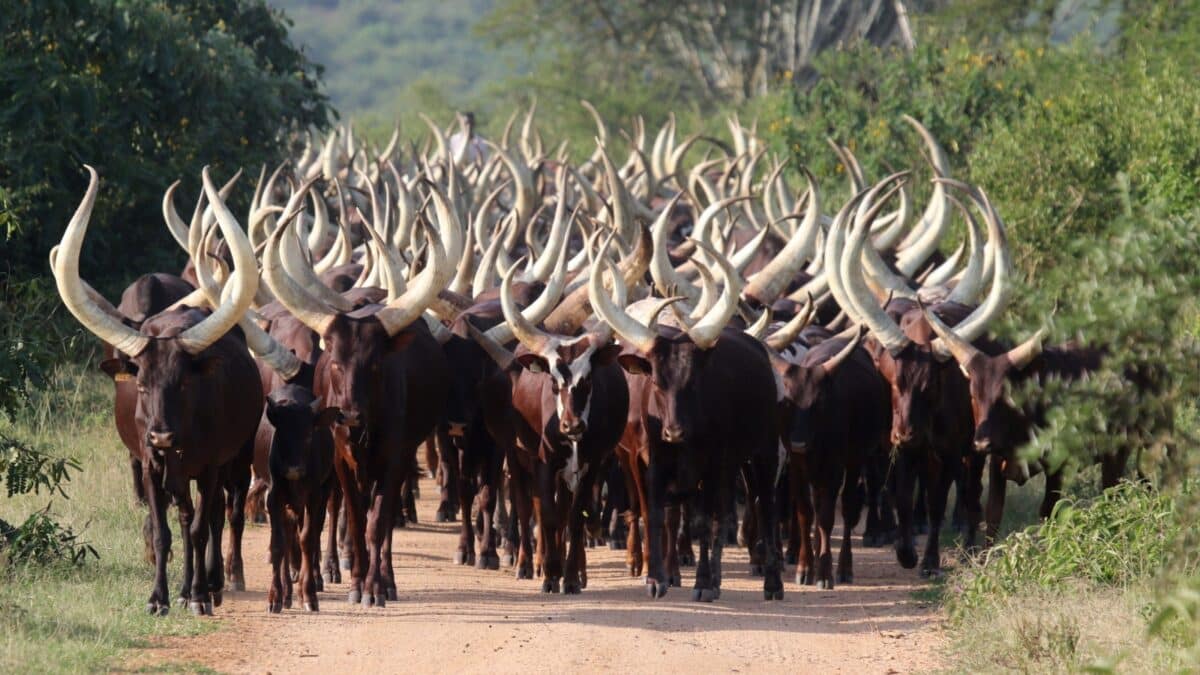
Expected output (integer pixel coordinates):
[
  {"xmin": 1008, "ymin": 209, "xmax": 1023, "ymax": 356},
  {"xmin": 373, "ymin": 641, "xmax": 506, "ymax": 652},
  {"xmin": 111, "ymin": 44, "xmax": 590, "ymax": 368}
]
[
  {"xmin": 949, "ymin": 482, "xmax": 1182, "ymax": 619},
  {"xmin": 0, "ymin": 0, "xmax": 332, "ymax": 283},
  {"xmin": 0, "ymin": 277, "xmax": 86, "ymax": 419},
  {"xmin": 0, "ymin": 433, "xmax": 92, "ymax": 570}
]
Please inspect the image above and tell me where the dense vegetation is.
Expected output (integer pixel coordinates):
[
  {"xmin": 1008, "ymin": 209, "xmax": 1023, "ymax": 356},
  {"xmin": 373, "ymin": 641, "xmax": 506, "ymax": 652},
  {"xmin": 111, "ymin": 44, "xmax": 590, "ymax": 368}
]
[{"xmin": 1, "ymin": 0, "xmax": 1198, "ymax": 670}]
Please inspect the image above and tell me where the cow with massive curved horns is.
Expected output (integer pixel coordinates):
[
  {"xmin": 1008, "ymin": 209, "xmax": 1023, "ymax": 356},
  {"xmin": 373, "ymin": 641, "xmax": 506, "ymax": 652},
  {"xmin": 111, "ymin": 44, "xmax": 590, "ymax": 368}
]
[
  {"xmin": 52, "ymin": 166, "xmax": 265, "ymax": 616},
  {"xmin": 261, "ymin": 179, "xmax": 450, "ymax": 608},
  {"xmin": 591, "ymin": 236, "xmax": 785, "ymax": 601},
  {"xmin": 470, "ymin": 257, "xmax": 628, "ymax": 593},
  {"xmin": 838, "ymin": 175, "xmax": 1013, "ymax": 577}
]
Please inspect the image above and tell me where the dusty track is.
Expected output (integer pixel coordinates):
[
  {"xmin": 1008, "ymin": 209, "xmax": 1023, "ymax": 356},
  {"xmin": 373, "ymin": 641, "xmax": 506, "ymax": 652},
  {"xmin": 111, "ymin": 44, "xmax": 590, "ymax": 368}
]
[{"xmin": 129, "ymin": 480, "xmax": 944, "ymax": 674}]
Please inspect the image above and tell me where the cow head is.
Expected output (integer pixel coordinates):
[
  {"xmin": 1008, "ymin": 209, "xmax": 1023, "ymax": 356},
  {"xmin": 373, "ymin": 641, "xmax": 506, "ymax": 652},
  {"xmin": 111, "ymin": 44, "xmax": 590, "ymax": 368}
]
[
  {"xmin": 921, "ymin": 304, "xmax": 1046, "ymax": 452},
  {"xmin": 265, "ymin": 384, "xmax": 339, "ymax": 481},
  {"xmin": 591, "ymin": 236, "xmax": 739, "ymax": 445}
]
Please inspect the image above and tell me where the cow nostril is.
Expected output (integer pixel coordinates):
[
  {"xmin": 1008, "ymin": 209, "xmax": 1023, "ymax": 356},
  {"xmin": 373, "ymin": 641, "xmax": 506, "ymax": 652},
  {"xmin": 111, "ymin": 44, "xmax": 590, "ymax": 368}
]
[
  {"xmin": 662, "ymin": 427, "xmax": 685, "ymax": 443},
  {"xmin": 148, "ymin": 431, "xmax": 175, "ymax": 448}
]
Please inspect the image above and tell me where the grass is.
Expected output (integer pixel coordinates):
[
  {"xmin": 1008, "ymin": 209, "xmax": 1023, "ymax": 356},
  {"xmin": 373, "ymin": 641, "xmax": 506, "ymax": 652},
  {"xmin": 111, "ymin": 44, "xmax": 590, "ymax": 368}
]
[
  {"xmin": 937, "ymin": 480, "xmax": 1195, "ymax": 673},
  {"xmin": 0, "ymin": 366, "xmax": 218, "ymax": 674}
]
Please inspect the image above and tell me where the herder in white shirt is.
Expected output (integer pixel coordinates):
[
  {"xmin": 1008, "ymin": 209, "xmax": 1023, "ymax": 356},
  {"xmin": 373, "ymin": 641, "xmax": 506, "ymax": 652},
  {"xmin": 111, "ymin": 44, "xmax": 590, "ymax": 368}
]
[{"xmin": 449, "ymin": 111, "xmax": 488, "ymax": 166}]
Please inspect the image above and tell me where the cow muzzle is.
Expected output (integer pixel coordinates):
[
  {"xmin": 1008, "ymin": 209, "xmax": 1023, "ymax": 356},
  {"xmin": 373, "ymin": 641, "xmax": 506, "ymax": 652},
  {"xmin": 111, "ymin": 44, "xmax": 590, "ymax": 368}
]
[
  {"xmin": 284, "ymin": 466, "xmax": 306, "ymax": 481},
  {"xmin": 447, "ymin": 422, "xmax": 468, "ymax": 438},
  {"xmin": 661, "ymin": 425, "xmax": 685, "ymax": 444},
  {"xmin": 974, "ymin": 439, "xmax": 991, "ymax": 453},
  {"xmin": 147, "ymin": 430, "xmax": 176, "ymax": 449},
  {"xmin": 560, "ymin": 420, "xmax": 585, "ymax": 442},
  {"xmin": 890, "ymin": 429, "xmax": 913, "ymax": 448}
]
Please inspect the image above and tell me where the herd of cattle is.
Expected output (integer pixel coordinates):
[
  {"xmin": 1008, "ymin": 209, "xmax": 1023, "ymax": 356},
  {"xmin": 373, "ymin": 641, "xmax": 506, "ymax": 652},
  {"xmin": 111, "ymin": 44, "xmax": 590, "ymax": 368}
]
[{"xmin": 49, "ymin": 108, "xmax": 1131, "ymax": 617}]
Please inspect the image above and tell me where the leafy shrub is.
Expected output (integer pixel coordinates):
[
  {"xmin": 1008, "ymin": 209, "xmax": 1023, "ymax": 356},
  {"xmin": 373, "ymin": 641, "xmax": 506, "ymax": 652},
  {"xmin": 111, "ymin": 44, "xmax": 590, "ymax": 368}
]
[
  {"xmin": 0, "ymin": 433, "xmax": 92, "ymax": 570},
  {"xmin": 948, "ymin": 482, "xmax": 1181, "ymax": 620}
]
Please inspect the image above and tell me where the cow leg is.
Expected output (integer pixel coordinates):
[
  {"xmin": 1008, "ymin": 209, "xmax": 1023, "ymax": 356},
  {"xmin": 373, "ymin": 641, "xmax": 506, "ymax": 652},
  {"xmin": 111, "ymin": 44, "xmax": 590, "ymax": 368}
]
[
  {"xmin": 187, "ymin": 470, "xmax": 219, "ymax": 616},
  {"xmin": 337, "ymin": 492, "xmax": 352, "ymax": 571},
  {"xmin": 961, "ymin": 452, "xmax": 986, "ymax": 551},
  {"xmin": 862, "ymin": 454, "xmax": 892, "ymax": 547},
  {"xmin": 605, "ymin": 462, "xmax": 628, "ymax": 550},
  {"xmin": 1040, "ymin": 465, "xmax": 1065, "ymax": 519},
  {"xmin": 619, "ymin": 451, "xmax": 645, "ymax": 576},
  {"xmin": 743, "ymin": 491, "xmax": 762, "ymax": 576},
  {"xmin": 475, "ymin": 434, "xmax": 502, "ymax": 570},
  {"xmin": 984, "ymin": 453, "xmax": 1008, "ymax": 546},
  {"xmin": 892, "ymin": 452, "xmax": 919, "ymax": 569},
  {"xmin": 665, "ymin": 503, "xmax": 682, "ymax": 587},
  {"xmin": 176, "ymin": 492, "xmax": 195, "ymax": 608},
  {"xmin": 223, "ymin": 448, "xmax": 251, "ymax": 592},
  {"xmin": 532, "ymin": 463, "xmax": 563, "ymax": 593},
  {"xmin": 643, "ymin": 459, "xmax": 670, "ymax": 598},
  {"xmin": 436, "ymin": 429, "xmax": 459, "ymax": 522},
  {"xmin": 455, "ymin": 449, "xmax": 477, "ymax": 566},
  {"xmin": 790, "ymin": 457, "xmax": 815, "ymax": 585},
  {"xmin": 142, "ymin": 470, "xmax": 172, "ymax": 616},
  {"xmin": 337, "ymin": 465, "xmax": 369, "ymax": 605},
  {"xmin": 508, "ymin": 466, "xmax": 535, "ymax": 580},
  {"xmin": 689, "ymin": 492, "xmax": 715, "ymax": 602},
  {"xmin": 266, "ymin": 487, "xmax": 286, "ymax": 613},
  {"xmin": 676, "ymin": 500, "xmax": 695, "ymax": 566},
  {"xmin": 563, "ymin": 464, "xmax": 599, "ymax": 594},
  {"xmin": 302, "ymin": 485, "xmax": 328, "ymax": 612},
  {"xmin": 206, "ymin": 477, "xmax": 228, "ymax": 608},
  {"xmin": 913, "ymin": 472, "xmax": 929, "ymax": 535},
  {"xmin": 362, "ymin": 470, "xmax": 397, "ymax": 608},
  {"xmin": 322, "ymin": 482, "xmax": 343, "ymax": 584},
  {"xmin": 813, "ymin": 469, "xmax": 840, "ymax": 590},
  {"xmin": 382, "ymin": 509, "xmax": 398, "ymax": 601},
  {"xmin": 919, "ymin": 454, "xmax": 953, "ymax": 579},
  {"xmin": 837, "ymin": 462, "xmax": 863, "ymax": 585},
  {"xmin": 749, "ymin": 456, "xmax": 783, "ymax": 600}
]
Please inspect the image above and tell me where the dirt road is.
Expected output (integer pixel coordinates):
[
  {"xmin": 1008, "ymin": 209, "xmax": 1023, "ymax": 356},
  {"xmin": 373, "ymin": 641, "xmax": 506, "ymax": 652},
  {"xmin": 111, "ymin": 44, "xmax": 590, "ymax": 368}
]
[{"xmin": 130, "ymin": 482, "xmax": 944, "ymax": 674}]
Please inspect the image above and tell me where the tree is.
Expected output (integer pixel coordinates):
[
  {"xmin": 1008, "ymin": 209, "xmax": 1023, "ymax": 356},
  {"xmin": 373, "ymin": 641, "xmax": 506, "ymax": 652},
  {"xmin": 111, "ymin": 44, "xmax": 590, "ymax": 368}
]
[{"xmin": 0, "ymin": 0, "xmax": 333, "ymax": 285}]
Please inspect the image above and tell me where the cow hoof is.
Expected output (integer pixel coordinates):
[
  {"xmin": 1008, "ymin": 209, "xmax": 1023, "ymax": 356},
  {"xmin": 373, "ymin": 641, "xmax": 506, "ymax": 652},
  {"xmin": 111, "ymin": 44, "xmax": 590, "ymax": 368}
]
[
  {"xmin": 516, "ymin": 562, "xmax": 534, "ymax": 580},
  {"xmin": 690, "ymin": 588, "xmax": 717, "ymax": 603},
  {"xmin": 562, "ymin": 580, "xmax": 582, "ymax": 595},
  {"xmin": 816, "ymin": 578, "xmax": 834, "ymax": 590},
  {"xmin": 669, "ymin": 573, "xmax": 682, "ymax": 587},
  {"xmin": 304, "ymin": 601, "xmax": 318, "ymax": 612},
  {"xmin": 454, "ymin": 551, "xmax": 468, "ymax": 565},
  {"xmin": 176, "ymin": 596, "xmax": 190, "ymax": 608},
  {"xmin": 348, "ymin": 589, "xmax": 362, "ymax": 604},
  {"xmin": 316, "ymin": 576, "xmax": 325, "ymax": 593},
  {"xmin": 268, "ymin": 602, "xmax": 282, "ymax": 614},
  {"xmin": 678, "ymin": 552, "xmax": 695, "ymax": 567},
  {"xmin": 188, "ymin": 601, "xmax": 206, "ymax": 617},
  {"xmin": 837, "ymin": 571, "xmax": 854, "ymax": 584},
  {"xmin": 785, "ymin": 551, "xmax": 798, "ymax": 565},
  {"xmin": 646, "ymin": 580, "xmax": 669, "ymax": 599},
  {"xmin": 211, "ymin": 591, "xmax": 223, "ymax": 608},
  {"xmin": 146, "ymin": 602, "xmax": 168, "ymax": 616},
  {"xmin": 795, "ymin": 570, "xmax": 812, "ymax": 585},
  {"xmin": 749, "ymin": 564, "xmax": 764, "ymax": 577},
  {"xmin": 231, "ymin": 578, "xmax": 246, "ymax": 592},
  {"xmin": 466, "ymin": 551, "xmax": 476, "ymax": 566},
  {"xmin": 896, "ymin": 547, "xmax": 919, "ymax": 569},
  {"xmin": 484, "ymin": 552, "xmax": 501, "ymax": 570},
  {"xmin": 920, "ymin": 567, "xmax": 942, "ymax": 580},
  {"xmin": 764, "ymin": 588, "xmax": 784, "ymax": 601},
  {"xmin": 386, "ymin": 588, "xmax": 398, "ymax": 602},
  {"xmin": 283, "ymin": 597, "xmax": 292, "ymax": 610},
  {"xmin": 541, "ymin": 578, "xmax": 556, "ymax": 593}
]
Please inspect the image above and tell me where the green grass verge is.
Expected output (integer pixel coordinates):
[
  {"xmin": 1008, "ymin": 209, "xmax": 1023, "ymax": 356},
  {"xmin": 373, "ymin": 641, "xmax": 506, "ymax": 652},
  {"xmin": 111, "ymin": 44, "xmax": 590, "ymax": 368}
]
[
  {"xmin": 0, "ymin": 367, "xmax": 218, "ymax": 674},
  {"xmin": 936, "ymin": 480, "xmax": 1197, "ymax": 673}
]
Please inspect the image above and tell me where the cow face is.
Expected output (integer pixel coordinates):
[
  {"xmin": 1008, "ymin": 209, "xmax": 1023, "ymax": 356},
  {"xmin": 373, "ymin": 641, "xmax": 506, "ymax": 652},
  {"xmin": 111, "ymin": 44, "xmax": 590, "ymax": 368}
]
[
  {"xmin": 956, "ymin": 352, "xmax": 1031, "ymax": 452},
  {"xmin": 265, "ymin": 385, "xmax": 338, "ymax": 481},
  {"xmin": 516, "ymin": 335, "xmax": 621, "ymax": 443},
  {"xmin": 618, "ymin": 334, "xmax": 708, "ymax": 444},
  {"xmin": 872, "ymin": 343, "xmax": 939, "ymax": 448},
  {"xmin": 317, "ymin": 313, "xmax": 419, "ymax": 451}
]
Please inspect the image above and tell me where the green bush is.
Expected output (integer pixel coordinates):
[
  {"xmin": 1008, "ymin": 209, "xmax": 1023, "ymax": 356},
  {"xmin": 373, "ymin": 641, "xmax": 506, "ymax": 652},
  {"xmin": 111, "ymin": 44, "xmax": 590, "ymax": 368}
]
[{"xmin": 949, "ymin": 482, "xmax": 1182, "ymax": 620}]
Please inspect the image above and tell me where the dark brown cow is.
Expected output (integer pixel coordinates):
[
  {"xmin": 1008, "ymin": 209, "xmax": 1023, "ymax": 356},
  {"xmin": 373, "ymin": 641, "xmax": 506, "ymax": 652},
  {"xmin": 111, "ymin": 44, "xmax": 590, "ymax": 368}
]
[
  {"xmin": 263, "ymin": 385, "xmax": 338, "ymax": 613},
  {"xmin": 592, "ymin": 243, "xmax": 784, "ymax": 601},
  {"xmin": 54, "ymin": 167, "xmax": 264, "ymax": 615},
  {"xmin": 772, "ymin": 327, "xmax": 891, "ymax": 588},
  {"xmin": 262, "ymin": 193, "xmax": 450, "ymax": 608},
  {"xmin": 471, "ymin": 267, "xmax": 628, "ymax": 593}
]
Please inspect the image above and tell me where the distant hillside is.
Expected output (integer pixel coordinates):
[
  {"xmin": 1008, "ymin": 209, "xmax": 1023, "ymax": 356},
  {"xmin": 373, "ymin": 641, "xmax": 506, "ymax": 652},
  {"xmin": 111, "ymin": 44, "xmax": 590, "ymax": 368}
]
[{"xmin": 270, "ymin": 0, "xmax": 525, "ymax": 131}]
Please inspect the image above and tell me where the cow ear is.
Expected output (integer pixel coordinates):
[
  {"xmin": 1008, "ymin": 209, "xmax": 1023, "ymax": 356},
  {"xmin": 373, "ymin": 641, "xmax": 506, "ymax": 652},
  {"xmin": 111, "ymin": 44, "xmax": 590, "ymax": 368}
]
[
  {"xmin": 591, "ymin": 344, "xmax": 622, "ymax": 367},
  {"xmin": 191, "ymin": 355, "xmax": 223, "ymax": 376},
  {"xmin": 617, "ymin": 354, "xmax": 652, "ymax": 375},
  {"xmin": 100, "ymin": 358, "xmax": 136, "ymax": 380},
  {"xmin": 516, "ymin": 353, "xmax": 550, "ymax": 374},
  {"xmin": 314, "ymin": 407, "xmax": 340, "ymax": 428}
]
